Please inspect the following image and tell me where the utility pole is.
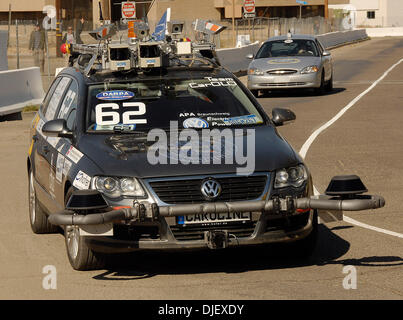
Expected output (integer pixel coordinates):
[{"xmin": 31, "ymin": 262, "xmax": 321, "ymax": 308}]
[
  {"xmin": 56, "ymin": 0, "xmax": 62, "ymax": 57},
  {"xmin": 232, "ymin": 0, "xmax": 236, "ymax": 47},
  {"xmin": 7, "ymin": 4, "xmax": 11, "ymax": 48},
  {"xmin": 324, "ymin": 0, "xmax": 329, "ymax": 19}
]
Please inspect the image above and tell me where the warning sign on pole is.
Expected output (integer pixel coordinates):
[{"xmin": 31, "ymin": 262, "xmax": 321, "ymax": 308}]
[
  {"xmin": 243, "ymin": 0, "xmax": 256, "ymax": 18},
  {"xmin": 122, "ymin": 1, "xmax": 136, "ymax": 19}
]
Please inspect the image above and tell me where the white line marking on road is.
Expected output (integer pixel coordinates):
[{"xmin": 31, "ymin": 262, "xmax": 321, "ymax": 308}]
[
  {"xmin": 343, "ymin": 216, "xmax": 403, "ymax": 239},
  {"xmin": 302, "ymin": 58, "xmax": 403, "ymax": 238},
  {"xmin": 300, "ymin": 58, "xmax": 403, "ymax": 159}
]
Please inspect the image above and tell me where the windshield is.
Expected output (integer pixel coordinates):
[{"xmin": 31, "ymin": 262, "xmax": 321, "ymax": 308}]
[
  {"xmin": 86, "ymin": 77, "xmax": 265, "ymax": 133},
  {"xmin": 255, "ymin": 39, "xmax": 319, "ymax": 58}
]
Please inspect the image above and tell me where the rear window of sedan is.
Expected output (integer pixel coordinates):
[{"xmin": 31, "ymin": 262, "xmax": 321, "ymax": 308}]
[{"xmin": 256, "ymin": 39, "xmax": 319, "ymax": 58}]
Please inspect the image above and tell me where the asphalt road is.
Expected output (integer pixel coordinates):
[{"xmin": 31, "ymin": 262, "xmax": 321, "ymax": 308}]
[{"xmin": 0, "ymin": 37, "xmax": 402, "ymax": 300}]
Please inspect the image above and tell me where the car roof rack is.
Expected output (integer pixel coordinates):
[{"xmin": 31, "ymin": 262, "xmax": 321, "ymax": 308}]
[{"xmin": 61, "ymin": 19, "xmax": 226, "ymax": 77}]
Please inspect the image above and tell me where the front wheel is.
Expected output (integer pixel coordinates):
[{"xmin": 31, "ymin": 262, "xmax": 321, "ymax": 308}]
[
  {"xmin": 314, "ymin": 72, "xmax": 325, "ymax": 96},
  {"xmin": 64, "ymin": 188, "xmax": 106, "ymax": 271},
  {"xmin": 325, "ymin": 73, "xmax": 333, "ymax": 92},
  {"xmin": 28, "ymin": 169, "xmax": 58, "ymax": 234}
]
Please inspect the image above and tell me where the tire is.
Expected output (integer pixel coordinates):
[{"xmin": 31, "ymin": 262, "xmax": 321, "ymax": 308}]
[
  {"xmin": 28, "ymin": 169, "xmax": 59, "ymax": 234},
  {"xmin": 64, "ymin": 187, "xmax": 106, "ymax": 271},
  {"xmin": 325, "ymin": 73, "xmax": 333, "ymax": 92},
  {"xmin": 314, "ymin": 71, "xmax": 325, "ymax": 96},
  {"xmin": 251, "ymin": 89, "xmax": 259, "ymax": 98},
  {"xmin": 287, "ymin": 210, "xmax": 318, "ymax": 259}
]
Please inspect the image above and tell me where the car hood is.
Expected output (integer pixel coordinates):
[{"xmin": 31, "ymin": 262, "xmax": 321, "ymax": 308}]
[
  {"xmin": 250, "ymin": 56, "xmax": 321, "ymax": 71},
  {"xmin": 78, "ymin": 126, "xmax": 301, "ymax": 179}
]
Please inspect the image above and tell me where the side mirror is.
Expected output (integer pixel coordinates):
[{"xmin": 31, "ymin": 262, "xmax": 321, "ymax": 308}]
[
  {"xmin": 42, "ymin": 119, "xmax": 74, "ymax": 139},
  {"xmin": 271, "ymin": 108, "xmax": 296, "ymax": 127},
  {"xmin": 322, "ymin": 51, "xmax": 331, "ymax": 57},
  {"xmin": 246, "ymin": 53, "xmax": 254, "ymax": 59}
]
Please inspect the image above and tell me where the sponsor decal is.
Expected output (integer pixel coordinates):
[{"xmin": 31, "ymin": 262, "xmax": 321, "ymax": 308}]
[
  {"xmin": 55, "ymin": 153, "xmax": 64, "ymax": 183},
  {"xmin": 94, "ymin": 124, "xmax": 136, "ymax": 131},
  {"xmin": 62, "ymin": 159, "xmax": 72, "ymax": 177},
  {"xmin": 267, "ymin": 58, "xmax": 300, "ymax": 64},
  {"xmin": 47, "ymin": 137, "xmax": 60, "ymax": 148},
  {"xmin": 66, "ymin": 146, "xmax": 83, "ymax": 164},
  {"xmin": 223, "ymin": 114, "xmax": 261, "ymax": 125},
  {"xmin": 189, "ymin": 77, "xmax": 237, "ymax": 89},
  {"xmin": 73, "ymin": 170, "xmax": 91, "ymax": 190},
  {"xmin": 36, "ymin": 119, "xmax": 45, "ymax": 138},
  {"xmin": 96, "ymin": 90, "xmax": 135, "ymax": 101},
  {"xmin": 183, "ymin": 117, "xmax": 209, "ymax": 129}
]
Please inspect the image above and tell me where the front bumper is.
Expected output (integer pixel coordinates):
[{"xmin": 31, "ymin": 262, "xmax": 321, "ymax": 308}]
[
  {"xmin": 83, "ymin": 213, "xmax": 314, "ymax": 253},
  {"xmin": 49, "ymin": 194, "xmax": 385, "ymax": 253},
  {"xmin": 247, "ymin": 72, "xmax": 321, "ymax": 90}
]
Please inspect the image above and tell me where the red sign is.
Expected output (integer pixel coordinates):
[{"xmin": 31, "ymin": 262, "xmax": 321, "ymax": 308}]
[
  {"xmin": 244, "ymin": 0, "xmax": 255, "ymax": 13},
  {"xmin": 122, "ymin": 2, "xmax": 136, "ymax": 19}
]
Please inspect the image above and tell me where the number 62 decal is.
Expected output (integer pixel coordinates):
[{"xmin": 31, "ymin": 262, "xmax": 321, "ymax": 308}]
[{"xmin": 95, "ymin": 102, "xmax": 147, "ymax": 125}]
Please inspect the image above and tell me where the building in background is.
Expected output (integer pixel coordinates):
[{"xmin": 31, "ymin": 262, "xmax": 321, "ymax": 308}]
[
  {"xmin": 329, "ymin": 0, "xmax": 403, "ymax": 27},
  {"xmin": 0, "ymin": 1, "xmax": 150, "ymax": 28},
  {"xmin": 147, "ymin": 0, "xmax": 349, "ymax": 25}
]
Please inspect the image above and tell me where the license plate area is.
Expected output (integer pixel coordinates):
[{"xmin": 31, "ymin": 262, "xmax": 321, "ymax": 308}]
[{"xmin": 176, "ymin": 212, "xmax": 252, "ymax": 226}]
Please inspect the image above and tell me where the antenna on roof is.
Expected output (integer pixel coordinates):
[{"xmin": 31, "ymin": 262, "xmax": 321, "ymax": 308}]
[{"xmin": 99, "ymin": 1, "xmax": 104, "ymax": 22}]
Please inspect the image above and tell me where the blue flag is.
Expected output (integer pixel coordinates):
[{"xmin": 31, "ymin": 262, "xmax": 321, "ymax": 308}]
[{"xmin": 152, "ymin": 8, "xmax": 170, "ymax": 41}]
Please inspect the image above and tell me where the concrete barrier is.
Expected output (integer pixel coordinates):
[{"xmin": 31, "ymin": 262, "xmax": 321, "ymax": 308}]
[
  {"xmin": 366, "ymin": 27, "xmax": 403, "ymax": 37},
  {"xmin": 0, "ymin": 67, "xmax": 45, "ymax": 116},
  {"xmin": 0, "ymin": 31, "xmax": 8, "ymax": 71},
  {"xmin": 216, "ymin": 42, "xmax": 260, "ymax": 74},
  {"xmin": 317, "ymin": 29, "xmax": 369, "ymax": 49}
]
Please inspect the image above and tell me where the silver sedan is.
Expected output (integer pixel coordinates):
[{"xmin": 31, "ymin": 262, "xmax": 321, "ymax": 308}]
[{"xmin": 247, "ymin": 35, "xmax": 333, "ymax": 97}]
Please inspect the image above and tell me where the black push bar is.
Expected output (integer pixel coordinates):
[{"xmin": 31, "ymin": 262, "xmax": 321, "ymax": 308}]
[{"xmin": 48, "ymin": 195, "xmax": 385, "ymax": 226}]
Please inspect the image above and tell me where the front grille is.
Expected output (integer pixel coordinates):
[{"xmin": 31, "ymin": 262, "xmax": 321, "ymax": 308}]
[
  {"xmin": 267, "ymin": 69, "xmax": 298, "ymax": 75},
  {"xmin": 261, "ymin": 82, "xmax": 306, "ymax": 87},
  {"xmin": 148, "ymin": 175, "xmax": 268, "ymax": 204},
  {"xmin": 170, "ymin": 222, "xmax": 256, "ymax": 241}
]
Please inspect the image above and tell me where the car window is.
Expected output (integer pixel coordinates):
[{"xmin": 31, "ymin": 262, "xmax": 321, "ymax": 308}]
[
  {"xmin": 316, "ymin": 40, "xmax": 324, "ymax": 55},
  {"xmin": 57, "ymin": 79, "xmax": 78, "ymax": 131},
  {"xmin": 86, "ymin": 78, "xmax": 265, "ymax": 132},
  {"xmin": 256, "ymin": 39, "xmax": 319, "ymax": 58},
  {"xmin": 44, "ymin": 77, "xmax": 71, "ymax": 121},
  {"xmin": 40, "ymin": 78, "xmax": 61, "ymax": 116}
]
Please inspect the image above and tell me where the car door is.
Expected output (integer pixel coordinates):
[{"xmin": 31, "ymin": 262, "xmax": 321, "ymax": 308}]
[
  {"xmin": 317, "ymin": 40, "xmax": 332, "ymax": 81},
  {"xmin": 48, "ymin": 78, "xmax": 79, "ymax": 207},
  {"xmin": 33, "ymin": 78, "xmax": 61, "ymax": 200},
  {"xmin": 34, "ymin": 76, "xmax": 71, "ymax": 211}
]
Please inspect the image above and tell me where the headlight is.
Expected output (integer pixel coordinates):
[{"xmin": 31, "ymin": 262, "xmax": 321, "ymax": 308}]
[
  {"xmin": 93, "ymin": 176, "xmax": 146, "ymax": 198},
  {"xmin": 248, "ymin": 68, "xmax": 265, "ymax": 76},
  {"xmin": 274, "ymin": 165, "xmax": 308, "ymax": 188},
  {"xmin": 301, "ymin": 66, "xmax": 319, "ymax": 74}
]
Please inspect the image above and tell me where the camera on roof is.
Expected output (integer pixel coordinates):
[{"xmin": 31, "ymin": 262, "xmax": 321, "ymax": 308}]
[
  {"xmin": 133, "ymin": 21, "xmax": 150, "ymax": 41},
  {"xmin": 168, "ymin": 21, "xmax": 185, "ymax": 36},
  {"xmin": 108, "ymin": 44, "xmax": 131, "ymax": 71},
  {"xmin": 138, "ymin": 42, "xmax": 163, "ymax": 68}
]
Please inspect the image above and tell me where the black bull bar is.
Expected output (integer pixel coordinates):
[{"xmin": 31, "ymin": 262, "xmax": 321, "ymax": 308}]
[{"xmin": 48, "ymin": 194, "xmax": 385, "ymax": 226}]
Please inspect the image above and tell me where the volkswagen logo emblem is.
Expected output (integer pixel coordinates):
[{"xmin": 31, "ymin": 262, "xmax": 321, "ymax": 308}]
[{"xmin": 201, "ymin": 179, "xmax": 222, "ymax": 200}]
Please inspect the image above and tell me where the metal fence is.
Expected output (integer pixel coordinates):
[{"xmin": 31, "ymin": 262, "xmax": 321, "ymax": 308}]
[{"xmin": 1, "ymin": 15, "xmax": 356, "ymax": 90}]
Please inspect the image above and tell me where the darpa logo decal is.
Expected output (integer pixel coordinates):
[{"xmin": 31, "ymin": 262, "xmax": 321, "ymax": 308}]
[{"xmin": 96, "ymin": 90, "xmax": 135, "ymax": 101}]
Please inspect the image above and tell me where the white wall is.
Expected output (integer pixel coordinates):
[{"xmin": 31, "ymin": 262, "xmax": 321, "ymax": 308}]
[
  {"xmin": 351, "ymin": 0, "xmax": 379, "ymax": 10},
  {"xmin": 386, "ymin": 0, "xmax": 403, "ymax": 27}
]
